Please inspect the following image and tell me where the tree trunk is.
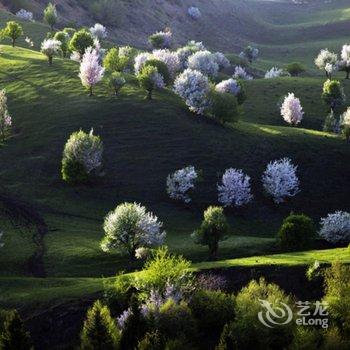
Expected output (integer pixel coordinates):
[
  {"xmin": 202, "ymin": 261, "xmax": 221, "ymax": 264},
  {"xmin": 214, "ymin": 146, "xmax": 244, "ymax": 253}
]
[
  {"xmin": 12, "ymin": 38, "xmax": 15, "ymax": 47},
  {"xmin": 48, "ymin": 56, "xmax": 53, "ymax": 66},
  {"xmin": 209, "ymin": 242, "xmax": 218, "ymax": 260},
  {"xmin": 147, "ymin": 89, "xmax": 152, "ymax": 100},
  {"xmin": 89, "ymin": 86, "xmax": 93, "ymax": 97},
  {"xmin": 347, "ymin": 70, "xmax": 350, "ymax": 79}
]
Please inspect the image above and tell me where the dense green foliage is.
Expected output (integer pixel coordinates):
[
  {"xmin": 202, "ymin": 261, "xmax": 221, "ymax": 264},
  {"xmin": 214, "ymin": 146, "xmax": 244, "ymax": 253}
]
[
  {"xmin": 1, "ymin": 21, "xmax": 22, "ymax": 47},
  {"xmin": 43, "ymin": 3, "xmax": 58, "ymax": 30},
  {"xmin": 103, "ymin": 48, "xmax": 129, "ymax": 73},
  {"xmin": 69, "ymin": 29, "xmax": 94, "ymax": 56},
  {"xmin": 144, "ymin": 59, "xmax": 171, "ymax": 85},
  {"xmin": 54, "ymin": 31, "xmax": 69, "ymax": 57},
  {"xmin": 208, "ymin": 90, "xmax": 240, "ymax": 124},
  {"xmin": 285, "ymin": 62, "xmax": 306, "ymax": 77},
  {"xmin": 277, "ymin": 213, "xmax": 316, "ymax": 250},
  {"xmin": 137, "ymin": 65, "xmax": 160, "ymax": 100},
  {"xmin": 80, "ymin": 300, "xmax": 120, "ymax": 350}
]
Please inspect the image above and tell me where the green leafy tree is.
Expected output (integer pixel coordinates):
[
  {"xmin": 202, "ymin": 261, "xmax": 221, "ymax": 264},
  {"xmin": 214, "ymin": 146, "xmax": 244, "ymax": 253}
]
[
  {"xmin": 54, "ymin": 31, "xmax": 70, "ymax": 57},
  {"xmin": 137, "ymin": 331, "xmax": 165, "ymax": 350},
  {"xmin": 285, "ymin": 62, "xmax": 306, "ymax": 77},
  {"xmin": 137, "ymin": 65, "xmax": 164, "ymax": 100},
  {"xmin": 1, "ymin": 21, "xmax": 23, "ymax": 47},
  {"xmin": 43, "ymin": 3, "xmax": 58, "ymax": 30},
  {"xmin": 0, "ymin": 310, "xmax": 32, "ymax": 350},
  {"xmin": 322, "ymin": 79, "xmax": 346, "ymax": 113},
  {"xmin": 69, "ymin": 29, "xmax": 94, "ymax": 56},
  {"xmin": 108, "ymin": 72, "xmax": 126, "ymax": 96},
  {"xmin": 192, "ymin": 206, "xmax": 229, "ymax": 259},
  {"xmin": 277, "ymin": 213, "xmax": 316, "ymax": 250},
  {"xmin": 103, "ymin": 48, "xmax": 129, "ymax": 73},
  {"xmin": 80, "ymin": 300, "xmax": 120, "ymax": 350},
  {"xmin": 208, "ymin": 90, "xmax": 240, "ymax": 124},
  {"xmin": 144, "ymin": 59, "xmax": 171, "ymax": 85}
]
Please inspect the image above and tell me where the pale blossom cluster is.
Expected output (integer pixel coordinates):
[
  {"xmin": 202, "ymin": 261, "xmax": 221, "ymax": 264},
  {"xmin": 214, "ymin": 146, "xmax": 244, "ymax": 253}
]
[
  {"xmin": 215, "ymin": 79, "xmax": 241, "ymax": 96},
  {"xmin": 25, "ymin": 37, "xmax": 34, "ymax": 47},
  {"xmin": 213, "ymin": 52, "xmax": 230, "ymax": 70},
  {"xmin": 89, "ymin": 23, "xmax": 107, "ymax": 39},
  {"xmin": 149, "ymin": 30, "xmax": 172, "ymax": 49},
  {"xmin": 280, "ymin": 93, "xmax": 304, "ymax": 125},
  {"xmin": 319, "ymin": 211, "xmax": 350, "ymax": 243},
  {"xmin": 188, "ymin": 6, "xmax": 201, "ymax": 20},
  {"xmin": 101, "ymin": 202, "xmax": 166, "ymax": 253},
  {"xmin": 341, "ymin": 44, "xmax": 350, "ymax": 65},
  {"xmin": 70, "ymin": 51, "xmax": 81, "ymax": 62},
  {"xmin": 314, "ymin": 49, "xmax": 338, "ymax": 75},
  {"xmin": 176, "ymin": 41, "xmax": 205, "ymax": 69},
  {"xmin": 265, "ymin": 67, "xmax": 288, "ymax": 79},
  {"xmin": 63, "ymin": 129, "xmax": 103, "ymax": 174},
  {"xmin": 151, "ymin": 70, "xmax": 165, "ymax": 89},
  {"xmin": 340, "ymin": 107, "xmax": 350, "ymax": 127},
  {"xmin": 188, "ymin": 50, "xmax": 219, "ymax": 77},
  {"xmin": 134, "ymin": 52, "xmax": 153, "ymax": 74},
  {"xmin": 152, "ymin": 49, "xmax": 181, "ymax": 78},
  {"xmin": 262, "ymin": 158, "xmax": 300, "ymax": 203},
  {"xmin": 166, "ymin": 166, "xmax": 198, "ymax": 203},
  {"xmin": 117, "ymin": 308, "xmax": 132, "ymax": 330},
  {"xmin": 16, "ymin": 9, "xmax": 33, "ymax": 21},
  {"xmin": 173, "ymin": 68, "xmax": 210, "ymax": 114},
  {"xmin": 218, "ymin": 168, "xmax": 253, "ymax": 207},
  {"xmin": 233, "ymin": 65, "xmax": 253, "ymax": 80},
  {"xmin": 135, "ymin": 247, "xmax": 150, "ymax": 260},
  {"xmin": 0, "ymin": 89, "xmax": 12, "ymax": 140},
  {"xmin": 239, "ymin": 46, "xmax": 259, "ymax": 63},
  {"xmin": 79, "ymin": 47, "xmax": 105, "ymax": 93},
  {"xmin": 40, "ymin": 39, "xmax": 61, "ymax": 63}
]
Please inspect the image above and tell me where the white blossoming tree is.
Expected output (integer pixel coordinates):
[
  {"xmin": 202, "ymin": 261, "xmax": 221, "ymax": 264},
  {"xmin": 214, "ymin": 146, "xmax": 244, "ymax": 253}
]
[
  {"xmin": 101, "ymin": 202, "xmax": 166, "ymax": 259},
  {"xmin": 0, "ymin": 89, "xmax": 12, "ymax": 142},
  {"xmin": 319, "ymin": 211, "xmax": 350, "ymax": 244},
  {"xmin": 215, "ymin": 78, "xmax": 246, "ymax": 105},
  {"xmin": 61, "ymin": 129, "xmax": 103, "ymax": 184},
  {"xmin": 213, "ymin": 52, "xmax": 230, "ymax": 70},
  {"xmin": 90, "ymin": 23, "xmax": 107, "ymax": 39},
  {"xmin": 188, "ymin": 6, "xmax": 201, "ymax": 20},
  {"xmin": 265, "ymin": 67, "xmax": 288, "ymax": 79},
  {"xmin": 79, "ymin": 47, "xmax": 105, "ymax": 96},
  {"xmin": 188, "ymin": 50, "xmax": 219, "ymax": 78},
  {"xmin": 148, "ymin": 30, "xmax": 172, "ymax": 49},
  {"xmin": 341, "ymin": 107, "xmax": 350, "ymax": 141},
  {"xmin": 218, "ymin": 168, "xmax": 253, "ymax": 208},
  {"xmin": 173, "ymin": 68, "xmax": 210, "ymax": 114},
  {"xmin": 262, "ymin": 158, "xmax": 300, "ymax": 204},
  {"xmin": 166, "ymin": 166, "xmax": 198, "ymax": 203},
  {"xmin": 152, "ymin": 49, "xmax": 181, "ymax": 78},
  {"xmin": 134, "ymin": 52, "xmax": 153, "ymax": 74},
  {"xmin": 338, "ymin": 44, "xmax": 350, "ymax": 79},
  {"xmin": 315, "ymin": 49, "xmax": 338, "ymax": 78},
  {"xmin": 233, "ymin": 65, "xmax": 252, "ymax": 80},
  {"xmin": 239, "ymin": 46, "xmax": 259, "ymax": 63},
  {"xmin": 16, "ymin": 9, "xmax": 33, "ymax": 21},
  {"xmin": 280, "ymin": 93, "xmax": 304, "ymax": 126},
  {"xmin": 41, "ymin": 39, "xmax": 61, "ymax": 66}
]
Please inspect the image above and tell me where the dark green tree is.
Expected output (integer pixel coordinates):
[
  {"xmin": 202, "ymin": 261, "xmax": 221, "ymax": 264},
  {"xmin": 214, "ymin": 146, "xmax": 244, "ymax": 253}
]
[
  {"xmin": 0, "ymin": 310, "xmax": 32, "ymax": 350},
  {"xmin": 80, "ymin": 300, "xmax": 120, "ymax": 350},
  {"xmin": 69, "ymin": 30, "xmax": 94, "ymax": 56}
]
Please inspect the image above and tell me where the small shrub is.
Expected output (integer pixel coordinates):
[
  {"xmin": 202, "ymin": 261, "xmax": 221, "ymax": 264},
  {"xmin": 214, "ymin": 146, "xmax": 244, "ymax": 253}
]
[
  {"xmin": 188, "ymin": 6, "xmax": 201, "ymax": 20},
  {"xmin": 108, "ymin": 72, "xmax": 126, "ymax": 95},
  {"xmin": 277, "ymin": 213, "xmax": 316, "ymax": 250},
  {"xmin": 285, "ymin": 62, "xmax": 306, "ymax": 76},
  {"xmin": 322, "ymin": 79, "xmax": 346, "ymax": 112},
  {"xmin": 148, "ymin": 30, "xmax": 172, "ymax": 49},
  {"xmin": 192, "ymin": 206, "xmax": 229, "ymax": 259}
]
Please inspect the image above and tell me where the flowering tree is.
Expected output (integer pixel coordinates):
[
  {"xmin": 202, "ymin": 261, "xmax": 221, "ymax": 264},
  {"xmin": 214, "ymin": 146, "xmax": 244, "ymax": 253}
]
[
  {"xmin": 134, "ymin": 52, "xmax": 153, "ymax": 74},
  {"xmin": 188, "ymin": 50, "xmax": 219, "ymax": 78},
  {"xmin": 43, "ymin": 2, "xmax": 58, "ymax": 30},
  {"xmin": 41, "ymin": 39, "xmax": 61, "ymax": 66},
  {"xmin": 101, "ymin": 202, "xmax": 166, "ymax": 258},
  {"xmin": 173, "ymin": 68, "xmax": 210, "ymax": 114},
  {"xmin": 25, "ymin": 37, "xmax": 34, "ymax": 48},
  {"xmin": 338, "ymin": 44, "xmax": 350, "ymax": 79},
  {"xmin": 215, "ymin": 78, "xmax": 245, "ymax": 105},
  {"xmin": 137, "ymin": 65, "xmax": 165, "ymax": 99},
  {"xmin": 239, "ymin": 46, "xmax": 259, "ymax": 63},
  {"xmin": 319, "ymin": 211, "xmax": 350, "ymax": 244},
  {"xmin": 314, "ymin": 49, "xmax": 338, "ymax": 78},
  {"xmin": 213, "ymin": 52, "xmax": 230, "ymax": 70},
  {"xmin": 233, "ymin": 65, "xmax": 253, "ymax": 80},
  {"xmin": 176, "ymin": 41, "xmax": 206, "ymax": 70},
  {"xmin": 2, "ymin": 21, "xmax": 23, "ymax": 47},
  {"xmin": 152, "ymin": 49, "xmax": 180, "ymax": 79},
  {"xmin": 62, "ymin": 129, "xmax": 103, "ymax": 184},
  {"xmin": 90, "ymin": 23, "xmax": 107, "ymax": 39},
  {"xmin": 188, "ymin": 6, "xmax": 201, "ymax": 20},
  {"xmin": 166, "ymin": 166, "xmax": 198, "ymax": 203},
  {"xmin": 262, "ymin": 158, "xmax": 300, "ymax": 203},
  {"xmin": 16, "ymin": 9, "xmax": 33, "ymax": 21},
  {"xmin": 280, "ymin": 93, "xmax": 304, "ymax": 126},
  {"xmin": 265, "ymin": 67, "xmax": 288, "ymax": 79},
  {"xmin": 218, "ymin": 168, "xmax": 253, "ymax": 207},
  {"xmin": 79, "ymin": 47, "xmax": 105, "ymax": 96},
  {"xmin": 0, "ymin": 90, "xmax": 11, "ymax": 142},
  {"xmin": 148, "ymin": 30, "xmax": 172, "ymax": 49},
  {"xmin": 340, "ymin": 107, "xmax": 350, "ymax": 141}
]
